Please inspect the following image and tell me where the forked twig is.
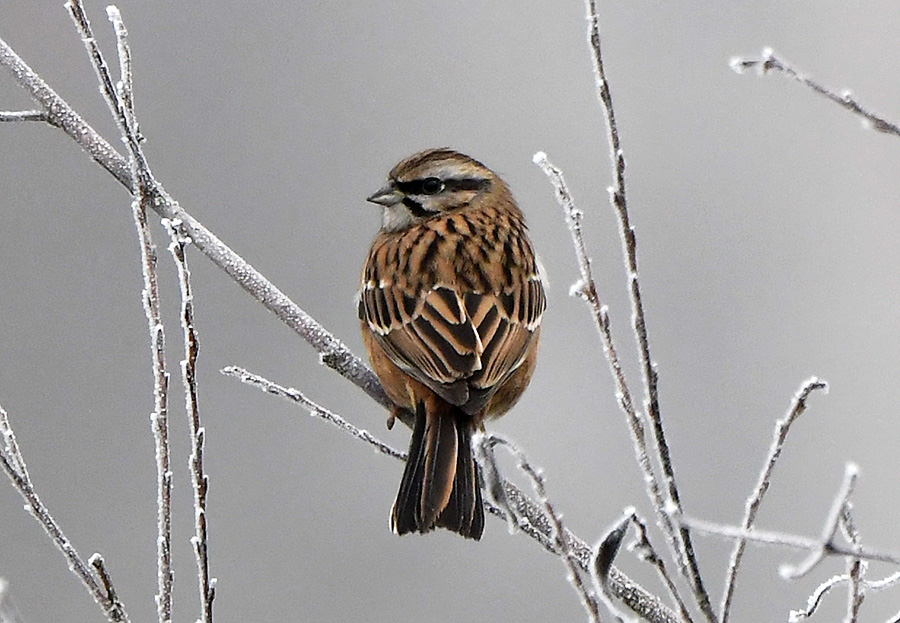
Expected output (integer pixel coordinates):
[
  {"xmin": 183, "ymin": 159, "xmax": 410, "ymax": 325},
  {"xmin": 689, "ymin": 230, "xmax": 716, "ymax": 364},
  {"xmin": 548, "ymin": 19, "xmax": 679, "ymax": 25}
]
[
  {"xmin": 0, "ymin": 405, "xmax": 130, "ymax": 622},
  {"xmin": 680, "ymin": 465, "xmax": 900, "ymax": 572},
  {"xmin": 790, "ymin": 569, "xmax": 900, "ymax": 622}
]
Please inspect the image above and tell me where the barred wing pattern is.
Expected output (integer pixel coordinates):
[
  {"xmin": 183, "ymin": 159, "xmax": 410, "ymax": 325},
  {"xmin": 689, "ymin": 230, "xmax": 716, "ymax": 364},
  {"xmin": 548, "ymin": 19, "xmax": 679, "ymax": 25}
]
[{"xmin": 360, "ymin": 278, "xmax": 545, "ymax": 415}]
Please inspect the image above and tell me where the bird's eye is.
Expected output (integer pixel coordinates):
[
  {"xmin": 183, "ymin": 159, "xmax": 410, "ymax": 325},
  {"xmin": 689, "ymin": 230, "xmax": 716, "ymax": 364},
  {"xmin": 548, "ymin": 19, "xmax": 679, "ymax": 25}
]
[{"xmin": 421, "ymin": 177, "xmax": 444, "ymax": 195}]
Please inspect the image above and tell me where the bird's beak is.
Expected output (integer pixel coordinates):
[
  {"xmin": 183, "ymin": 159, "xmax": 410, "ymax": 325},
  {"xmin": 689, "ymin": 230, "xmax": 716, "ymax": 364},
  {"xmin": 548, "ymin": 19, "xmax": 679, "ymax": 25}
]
[{"xmin": 367, "ymin": 184, "xmax": 404, "ymax": 207}]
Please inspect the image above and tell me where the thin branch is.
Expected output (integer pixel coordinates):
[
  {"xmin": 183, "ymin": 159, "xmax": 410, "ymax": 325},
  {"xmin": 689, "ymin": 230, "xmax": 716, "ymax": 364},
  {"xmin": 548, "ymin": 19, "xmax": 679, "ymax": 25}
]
[
  {"xmin": 0, "ymin": 404, "xmax": 130, "ymax": 622},
  {"xmin": 790, "ymin": 570, "xmax": 900, "ymax": 622},
  {"xmin": 721, "ymin": 377, "xmax": 828, "ymax": 622},
  {"xmin": 0, "ymin": 109, "xmax": 53, "ymax": 123},
  {"xmin": 680, "ymin": 483, "xmax": 900, "ymax": 570},
  {"xmin": 166, "ymin": 220, "xmax": 215, "ymax": 623},
  {"xmin": 583, "ymin": 2, "xmax": 713, "ymax": 620},
  {"xmin": 840, "ymin": 505, "xmax": 865, "ymax": 623},
  {"xmin": 223, "ymin": 366, "xmax": 405, "ymax": 459},
  {"xmin": 730, "ymin": 48, "xmax": 900, "ymax": 137},
  {"xmin": 627, "ymin": 513, "xmax": 695, "ymax": 623},
  {"xmin": 67, "ymin": 3, "xmax": 174, "ymax": 619},
  {"xmin": 482, "ymin": 434, "xmax": 602, "ymax": 623},
  {"xmin": 89, "ymin": 554, "xmax": 125, "ymax": 618},
  {"xmin": 223, "ymin": 366, "xmax": 683, "ymax": 623},
  {"xmin": 683, "ymin": 516, "xmax": 900, "ymax": 566}
]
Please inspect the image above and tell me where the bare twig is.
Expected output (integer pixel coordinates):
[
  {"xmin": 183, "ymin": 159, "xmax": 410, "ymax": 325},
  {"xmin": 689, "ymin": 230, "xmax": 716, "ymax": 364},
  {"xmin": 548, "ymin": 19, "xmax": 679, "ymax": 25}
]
[
  {"xmin": 166, "ymin": 220, "xmax": 215, "ymax": 623},
  {"xmin": 627, "ymin": 513, "xmax": 694, "ymax": 623},
  {"xmin": 840, "ymin": 505, "xmax": 865, "ymax": 623},
  {"xmin": 682, "ymin": 515, "xmax": 900, "ymax": 566},
  {"xmin": 482, "ymin": 434, "xmax": 602, "ymax": 622},
  {"xmin": 583, "ymin": 2, "xmax": 714, "ymax": 618},
  {"xmin": 89, "ymin": 555, "xmax": 124, "ymax": 617},
  {"xmin": 730, "ymin": 48, "xmax": 900, "ymax": 137},
  {"xmin": 680, "ymin": 467, "xmax": 900, "ymax": 571},
  {"xmin": 222, "ymin": 366, "xmax": 405, "ymax": 459},
  {"xmin": 790, "ymin": 570, "xmax": 900, "ymax": 622},
  {"xmin": 66, "ymin": 3, "xmax": 174, "ymax": 619},
  {"xmin": 0, "ymin": 109, "xmax": 52, "ymax": 123},
  {"xmin": 721, "ymin": 377, "xmax": 828, "ymax": 622},
  {"xmin": 0, "ymin": 405, "xmax": 130, "ymax": 622}
]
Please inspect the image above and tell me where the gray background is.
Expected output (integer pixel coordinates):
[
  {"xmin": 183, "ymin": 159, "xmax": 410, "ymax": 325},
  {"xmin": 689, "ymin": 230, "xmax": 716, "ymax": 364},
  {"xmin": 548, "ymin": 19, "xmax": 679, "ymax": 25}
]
[{"xmin": 2, "ymin": 2, "xmax": 899, "ymax": 622}]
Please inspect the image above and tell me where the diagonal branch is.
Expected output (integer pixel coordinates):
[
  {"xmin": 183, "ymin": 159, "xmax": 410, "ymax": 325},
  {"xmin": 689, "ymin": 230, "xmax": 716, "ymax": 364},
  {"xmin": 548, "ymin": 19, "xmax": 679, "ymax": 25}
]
[
  {"xmin": 720, "ymin": 377, "xmax": 827, "ymax": 622},
  {"xmin": 730, "ymin": 48, "xmax": 900, "ymax": 138}
]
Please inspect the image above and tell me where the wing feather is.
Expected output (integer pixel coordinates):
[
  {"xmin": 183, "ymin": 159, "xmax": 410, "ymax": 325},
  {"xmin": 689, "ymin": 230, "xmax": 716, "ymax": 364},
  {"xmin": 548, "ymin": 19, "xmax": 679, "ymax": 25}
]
[{"xmin": 361, "ymin": 274, "xmax": 545, "ymax": 413}]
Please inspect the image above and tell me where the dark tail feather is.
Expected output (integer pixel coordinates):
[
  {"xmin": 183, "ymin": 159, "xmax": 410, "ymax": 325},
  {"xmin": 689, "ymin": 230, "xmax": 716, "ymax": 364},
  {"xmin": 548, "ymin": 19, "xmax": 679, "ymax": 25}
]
[
  {"xmin": 391, "ymin": 403, "xmax": 429, "ymax": 536},
  {"xmin": 435, "ymin": 415, "xmax": 484, "ymax": 540},
  {"xmin": 391, "ymin": 402, "xmax": 484, "ymax": 540}
]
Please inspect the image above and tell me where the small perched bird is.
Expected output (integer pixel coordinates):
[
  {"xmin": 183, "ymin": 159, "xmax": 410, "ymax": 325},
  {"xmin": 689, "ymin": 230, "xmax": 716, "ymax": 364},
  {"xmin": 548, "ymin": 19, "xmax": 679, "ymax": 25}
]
[{"xmin": 359, "ymin": 148, "xmax": 545, "ymax": 540}]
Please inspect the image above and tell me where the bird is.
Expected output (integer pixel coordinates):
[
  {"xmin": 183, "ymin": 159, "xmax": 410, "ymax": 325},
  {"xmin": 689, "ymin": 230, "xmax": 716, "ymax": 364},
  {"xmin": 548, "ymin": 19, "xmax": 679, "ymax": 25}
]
[{"xmin": 359, "ymin": 148, "xmax": 545, "ymax": 540}]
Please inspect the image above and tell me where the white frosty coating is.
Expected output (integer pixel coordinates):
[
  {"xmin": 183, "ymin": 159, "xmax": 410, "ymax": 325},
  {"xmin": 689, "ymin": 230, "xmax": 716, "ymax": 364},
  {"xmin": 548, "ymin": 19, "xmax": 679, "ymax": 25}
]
[
  {"xmin": 569, "ymin": 279, "xmax": 586, "ymax": 298},
  {"xmin": 728, "ymin": 57, "xmax": 746, "ymax": 74}
]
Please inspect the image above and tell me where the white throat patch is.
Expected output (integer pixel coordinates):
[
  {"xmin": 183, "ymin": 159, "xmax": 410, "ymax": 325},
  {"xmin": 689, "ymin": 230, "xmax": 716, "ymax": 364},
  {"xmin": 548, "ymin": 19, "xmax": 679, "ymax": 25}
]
[{"xmin": 382, "ymin": 203, "xmax": 416, "ymax": 232}]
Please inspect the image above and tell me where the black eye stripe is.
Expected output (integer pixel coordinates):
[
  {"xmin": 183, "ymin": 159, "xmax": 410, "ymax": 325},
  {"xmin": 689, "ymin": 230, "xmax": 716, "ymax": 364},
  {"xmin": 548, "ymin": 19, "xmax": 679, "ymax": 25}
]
[
  {"xmin": 402, "ymin": 197, "xmax": 431, "ymax": 218},
  {"xmin": 395, "ymin": 177, "xmax": 491, "ymax": 195}
]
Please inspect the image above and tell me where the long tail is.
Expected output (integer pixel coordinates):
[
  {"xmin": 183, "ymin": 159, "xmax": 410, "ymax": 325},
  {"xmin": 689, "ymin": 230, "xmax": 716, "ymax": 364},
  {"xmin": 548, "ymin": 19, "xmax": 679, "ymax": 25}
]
[{"xmin": 391, "ymin": 401, "xmax": 484, "ymax": 540}]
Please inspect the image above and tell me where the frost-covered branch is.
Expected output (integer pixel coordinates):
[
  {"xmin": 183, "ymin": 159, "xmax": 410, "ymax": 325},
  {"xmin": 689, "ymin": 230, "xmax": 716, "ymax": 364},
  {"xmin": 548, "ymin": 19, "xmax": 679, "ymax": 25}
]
[
  {"xmin": 730, "ymin": 48, "xmax": 900, "ymax": 138},
  {"xmin": 480, "ymin": 434, "xmax": 602, "ymax": 622},
  {"xmin": 167, "ymin": 221, "xmax": 216, "ymax": 623},
  {"xmin": 567, "ymin": 3, "xmax": 715, "ymax": 619},
  {"xmin": 533, "ymin": 150, "xmax": 694, "ymax": 621},
  {"xmin": 0, "ymin": 405, "xmax": 130, "ymax": 622},
  {"xmin": 721, "ymin": 377, "xmax": 828, "ymax": 622},
  {"xmin": 790, "ymin": 569, "xmax": 900, "ymax": 622}
]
